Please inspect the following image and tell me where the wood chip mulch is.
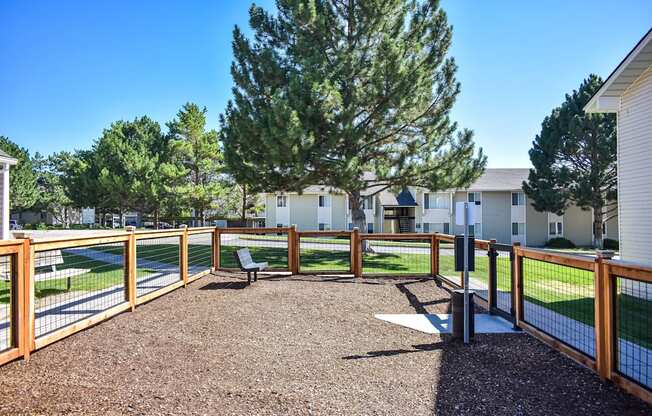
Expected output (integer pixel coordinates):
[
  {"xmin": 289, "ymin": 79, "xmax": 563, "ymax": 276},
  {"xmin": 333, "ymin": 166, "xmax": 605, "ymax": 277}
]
[{"xmin": 0, "ymin": 273, "xmax": 649, "ymax": 415}]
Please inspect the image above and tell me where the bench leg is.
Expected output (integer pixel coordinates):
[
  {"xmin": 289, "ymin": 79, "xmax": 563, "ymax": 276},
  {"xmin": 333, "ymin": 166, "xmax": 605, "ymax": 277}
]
[
  {"xmin": 247, "ymin": 272, "xmax": 252, "ymax": 285},
  {"xmin": 254, "ymin": 271, "xmax": 257, "ymax": 282}
]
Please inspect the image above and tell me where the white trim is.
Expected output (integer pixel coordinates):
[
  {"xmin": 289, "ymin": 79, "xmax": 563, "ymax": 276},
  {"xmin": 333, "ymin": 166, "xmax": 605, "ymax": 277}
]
[
  {"xmin": 585, "ymin": 28, "xmax": 652, "ymax": 113},
  {"xmin": 2, "ymin": 164, "xmax": 10, "ymax": 239}
]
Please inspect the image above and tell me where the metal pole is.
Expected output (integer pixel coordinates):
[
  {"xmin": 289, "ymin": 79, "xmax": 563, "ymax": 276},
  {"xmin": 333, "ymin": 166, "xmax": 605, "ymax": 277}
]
[{"xmin": 463, "ymin": 202, "xmax": 470, "ymax": 344}]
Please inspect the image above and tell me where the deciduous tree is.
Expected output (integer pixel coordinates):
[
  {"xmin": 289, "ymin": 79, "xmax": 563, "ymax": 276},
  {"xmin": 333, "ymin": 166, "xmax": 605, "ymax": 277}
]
[{"xmin": 0, "ymin": 136, "xmax": 39, "ymax": 211}]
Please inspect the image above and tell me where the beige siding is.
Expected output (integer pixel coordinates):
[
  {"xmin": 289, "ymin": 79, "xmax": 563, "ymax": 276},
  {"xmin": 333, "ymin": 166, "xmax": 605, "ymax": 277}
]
[
  {"xmin": 606, "ymin": 212, "xmax": 619, "ymax": 241},
  {"xmin": 618, "ymin": 65, "xmax": 652, "ymax": 262},
  {"xmin": 563, "ymin": 205, "xmax": 594, "ymax": 247},
  {"xmin": 265, "ymin": 194, "xmax": 276, "ymax": 227},
  {"xmin": 451, "ymin": 192, "xmax": 467, "ymax": 235},
  {"xmin": 526, "ymin": 203, "xmax": 548, "ymax": 247},
  {"xmin": 289, "ymin": 195, "xmax": 318, "ymax": 230},
  {"xmin": 481, "ymin": 192, "xmax": 510, "ymax": 243},
  {"xmin": 331, "ymin": 194, "xmax": 347, "ymax": 230}
]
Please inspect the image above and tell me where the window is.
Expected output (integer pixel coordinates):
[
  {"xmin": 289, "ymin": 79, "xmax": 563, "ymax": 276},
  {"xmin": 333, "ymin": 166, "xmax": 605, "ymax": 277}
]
[
  {"xmin": 416, "ymin": 223, "xmax": 421, "ymax": 229},
  {"xmin": 276, "ymin": 195, "xmax": 287, "ymax": 208},
  {"xmin": 549, "ymin": 221, "xmax": 563, "ymax": 236},
  {"xmin": 511, "ymin": 192, "xmax": 525, "ymax": 206},
  {"xmin": 468, "ymin": 224, "xmax": 474, "ymax": 235},
  {"xmin": 319, "ymin": 223, "xmax": 330, "ymax": 231},
  {"xmin": 468, "ymin": 192, "xmax": 481, "ymax": 205},
  {"xmin": 423, "ymin": 222, "xmax": 450, "ymax": 234},
  {"xmin": 276, "ymin": 223, "xmax": 283, "ymax": 228},
  {"xmin": 318, "ymin": 195, "xmax": 330, "ymax": 207},
  {"xmin": 512, "ymin": 222, "xmax": 525, "ymax": 236},
  {"xmin": 424, "ymin": 192, "xmax": 449, "ymax": 209},
  {"xmin": 367, "ymin": 222, "xmax": 374, "ymax": 233},
  {"xmin": 348, "ymin": 223, "xmax": 353, "ymax": 231},
  {"xmin": 362, "ymin": 196, "xmax": 373, "ymax": 210}
]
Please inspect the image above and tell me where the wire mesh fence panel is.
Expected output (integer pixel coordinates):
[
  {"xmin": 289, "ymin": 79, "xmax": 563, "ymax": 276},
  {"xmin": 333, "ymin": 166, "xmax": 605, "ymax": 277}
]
[
  {"xmin": 299, "ymin": 235, "xmax": 350, "ymax": 273},
  {"xmin": 33, "ymin": 243, "xmax": 127, "ymax": 338},
  {"xmin": 0, "ymin": 255, "xmax": 13, "ymax": 351},
  {"xmin": 220, "ymin": 233, "xmax": 289, "ymax": 270},
  {"xmin": 136, "ymin": 236, "xmax": 181, "ymax": 297},
  {"xmin": 437, "ymin": 241, "xmax": 459, "ymax": 284},
  {"xmin": 522, "ymin": 258, "xmax": 595, "ymax": 357},
  {"xmin": 188, "ymin": 232, "xmax": 213, "ymax": 277},
  {"xmin": 495, "ymin": 249, "xmax": 513, "ymax": 314},
  {"xmin": 615, "ymin": 277, "xmax": 652, "ymax": 390},
  {"xmin": 362, "ymin": 239, "xmax": 431, "ymax": 275},
  {"xmin": 468, "ymin": 249, "xmax": 489, "ymax": 301}
]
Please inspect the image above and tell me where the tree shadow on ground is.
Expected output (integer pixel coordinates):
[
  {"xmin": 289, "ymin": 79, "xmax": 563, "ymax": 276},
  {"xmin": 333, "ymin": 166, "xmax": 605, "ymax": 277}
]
[{"xmin": 200, "ymin": 281, "xmax": 249, "ymax": 290}]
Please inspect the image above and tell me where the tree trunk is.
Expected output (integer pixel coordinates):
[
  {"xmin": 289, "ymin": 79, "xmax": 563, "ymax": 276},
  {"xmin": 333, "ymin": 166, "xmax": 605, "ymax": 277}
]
[
  {"xmin": 154, "ymin": 209, "xmax": 160, "ymax": 230},
  {"xmin": 241, "ymin": 184, "xmax": 247, "ymax": 222},
  {"xmin": 593, "ymin": 205, "xmax": 604, "ymax": 249},
  {"xmin": 349, "ymin": 192, "xmax": 371, "ymax": 252}
]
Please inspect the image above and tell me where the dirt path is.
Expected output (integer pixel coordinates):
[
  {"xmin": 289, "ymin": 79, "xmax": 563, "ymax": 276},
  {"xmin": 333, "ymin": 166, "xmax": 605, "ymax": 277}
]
[{"xmin": 0, "ymin": 273, "xmax": 648, "ymax": 415}]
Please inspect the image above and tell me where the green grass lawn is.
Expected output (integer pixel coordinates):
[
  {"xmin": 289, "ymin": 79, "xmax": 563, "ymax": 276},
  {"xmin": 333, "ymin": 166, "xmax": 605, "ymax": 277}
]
[
  {"xmin": 220, "ymin": 244, "xmax": 289, "ymax": 269},
  {"xmin": 1, "ymin": 252, "xmax": 127, "ymax": 304},
  {"xmin": 238, "ymin": 234, "xmax": 432, "ymax": 248},
  {"xmin": 93, "ymin": 243, "xmax": 213, "ymax": 268}
]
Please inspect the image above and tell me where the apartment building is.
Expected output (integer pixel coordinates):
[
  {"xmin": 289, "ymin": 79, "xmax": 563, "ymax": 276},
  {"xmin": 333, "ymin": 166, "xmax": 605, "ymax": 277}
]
[{"xmin": 261, "ymin": 169, "xmax": 608, "ymax": 247}]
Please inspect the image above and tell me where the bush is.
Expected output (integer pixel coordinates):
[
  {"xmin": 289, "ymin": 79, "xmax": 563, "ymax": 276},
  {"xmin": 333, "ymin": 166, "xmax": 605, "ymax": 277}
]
[
  {"xmin": 545, "ymin": 237, "xmax": 576, "ymax": 249},
  {"xmin": 603, "ymin": 238, "xmax": 619, "ymax": 250}
]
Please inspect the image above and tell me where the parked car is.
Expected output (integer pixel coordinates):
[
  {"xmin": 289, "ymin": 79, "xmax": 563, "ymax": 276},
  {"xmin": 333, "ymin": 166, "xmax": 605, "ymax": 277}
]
[
  {"xmin": 158, "ymin": 222, "xmax": 173, "ymax": 229},
  {"xmin": 9, "ymin": 220, "xmax": 22, "ymax": 230}
]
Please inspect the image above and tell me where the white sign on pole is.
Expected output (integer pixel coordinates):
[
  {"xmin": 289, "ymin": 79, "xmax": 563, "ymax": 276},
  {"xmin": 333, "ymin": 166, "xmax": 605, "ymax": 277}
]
[{"xmin": 455, "ymin": 201, "xmax": 475, "ymax": 226}]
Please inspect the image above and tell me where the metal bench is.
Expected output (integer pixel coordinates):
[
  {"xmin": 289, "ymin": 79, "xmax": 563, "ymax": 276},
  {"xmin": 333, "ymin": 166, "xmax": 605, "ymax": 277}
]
[{"xmin": 233, "ymin": 248, "xmax": 268, "ymax": 285}]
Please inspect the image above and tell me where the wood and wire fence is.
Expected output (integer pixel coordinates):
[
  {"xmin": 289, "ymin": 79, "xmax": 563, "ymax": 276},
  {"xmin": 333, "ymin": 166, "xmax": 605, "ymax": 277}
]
[{"xmin": 0, "ymin": 225, "xmax": 650, "ymax": 404}]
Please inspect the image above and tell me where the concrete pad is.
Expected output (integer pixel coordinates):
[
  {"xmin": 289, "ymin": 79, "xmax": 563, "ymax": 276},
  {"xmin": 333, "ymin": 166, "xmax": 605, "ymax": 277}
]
[{"xmin": 374, "ymin": 313, "xmax": 520, "ymax": 335}]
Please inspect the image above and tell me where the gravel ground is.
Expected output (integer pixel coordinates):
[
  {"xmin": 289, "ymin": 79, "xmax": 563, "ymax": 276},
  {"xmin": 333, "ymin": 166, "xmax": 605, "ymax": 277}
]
[{"xmin": 0, "ymin": 272, "xmax": 649, "ymax": 416}]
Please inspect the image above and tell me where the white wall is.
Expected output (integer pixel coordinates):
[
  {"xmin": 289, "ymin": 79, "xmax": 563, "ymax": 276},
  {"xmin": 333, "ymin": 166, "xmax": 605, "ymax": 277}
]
[{"xmin": 617, "ymin": 65, "xmax": 652, "ymax": 263}]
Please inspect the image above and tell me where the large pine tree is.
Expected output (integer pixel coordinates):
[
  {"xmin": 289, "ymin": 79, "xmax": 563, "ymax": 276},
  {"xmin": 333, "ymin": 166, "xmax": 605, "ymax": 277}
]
[
  {"xmin": 523, "ymin": 75, "xmax": 617, "ymax": 248},
  {"xmin": 220, "ymin": 0, "xmax": 485, "ymax": 231}
]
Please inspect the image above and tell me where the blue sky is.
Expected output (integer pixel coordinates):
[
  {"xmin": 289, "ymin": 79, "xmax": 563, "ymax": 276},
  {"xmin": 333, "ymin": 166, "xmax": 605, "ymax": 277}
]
[{"xmin": 1, "ymin": 1, "xmax": 650, "ymax": 167}]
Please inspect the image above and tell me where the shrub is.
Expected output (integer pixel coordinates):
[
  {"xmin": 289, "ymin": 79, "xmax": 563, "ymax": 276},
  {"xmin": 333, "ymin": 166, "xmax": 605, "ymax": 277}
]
[
  {"xmin": 603, "ymin": 238, "xmax": 619, "ymax": 250},
  {"xmin": 545, "ymin": 237, "xmax": 576, "ymax": 249}
]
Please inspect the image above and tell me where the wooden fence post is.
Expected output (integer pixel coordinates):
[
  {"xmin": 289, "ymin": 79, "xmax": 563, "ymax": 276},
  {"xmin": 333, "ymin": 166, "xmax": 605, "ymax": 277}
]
[
  {"xmin": 431, "ymin": 233, "xmax": 439, "ymax": 278},
  {"xmin": 513, "ymin": 243, "xmax": 524, "ymax": 325},
  {"xmin": 179, "ymin": 225, "xmax": 189, "ymax": 286},
  {"xmin": 15, "ymin": 233, "xmax": 34, "ymax": 361},
  {"xmin": 289, "ymin": 225, "xmax": 298, "ymax": 274},
  {"xmin": 352, "ymin": 228, "xmax": 361, "ymax": 277},
  {"xmin": 595, "ymin": 250, "xmax": 615, "ymax": 380},
  {"xmin": 125, "ymin": 226, "xmax": 137, "ymax": 311},
  {"xmin": 487, "ymin": 239, "xmax": 497, "ymax": 312},
  {"xmin": 213, "ymin": 227, "xmax": 220, "ymax": 271}
]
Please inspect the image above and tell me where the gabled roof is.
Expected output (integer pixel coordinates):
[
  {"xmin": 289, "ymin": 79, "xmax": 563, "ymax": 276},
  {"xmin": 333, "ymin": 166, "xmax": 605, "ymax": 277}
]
[
  {"xmin": 0, "ymin": 149, "xmax": 18, "ymax": 166},
  {"xmin": 585, "ymin": 27, "xmax": 652, "ymax": 113},
  {"xmin": 464, "ymin": 168, "xmax": 529, "ymax": 192},
  {"xmin": 379, "ymin": 188, "xmax": 418, "ymax": 207}
]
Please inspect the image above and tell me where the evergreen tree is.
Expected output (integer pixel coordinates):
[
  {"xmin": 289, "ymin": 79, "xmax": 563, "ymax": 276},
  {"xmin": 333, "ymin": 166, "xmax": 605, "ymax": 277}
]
[
  {"xmin": 220, "ymin": 0, "xmax": 485, "ymax": 231},
  {"xmin": 0, "ymin": 136, "xmax": 39, "ymax": 211},
  {"xmin": 523, "ymin": 75, "xmax": 617, "ymax": 248},
  {"xmin": 33, "ymin": 152, "xmax": 74, "ymax": 226},
  {"xmin": 168, "ymin": 103, "xmax": 224, "ymax": 225}
]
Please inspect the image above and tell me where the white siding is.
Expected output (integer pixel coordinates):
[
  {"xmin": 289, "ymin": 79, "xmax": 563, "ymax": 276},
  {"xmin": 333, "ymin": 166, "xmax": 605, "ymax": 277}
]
[{"xmin": 618, "ymin": 65, "xmax": 652, "ymax": 263}]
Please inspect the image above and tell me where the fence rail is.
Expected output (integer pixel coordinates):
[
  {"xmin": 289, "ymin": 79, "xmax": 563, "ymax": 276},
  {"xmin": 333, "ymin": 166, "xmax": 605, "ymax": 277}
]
[{"xmin": 0, "ymin": 226, "xmax": 650, "ymax": 405}]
